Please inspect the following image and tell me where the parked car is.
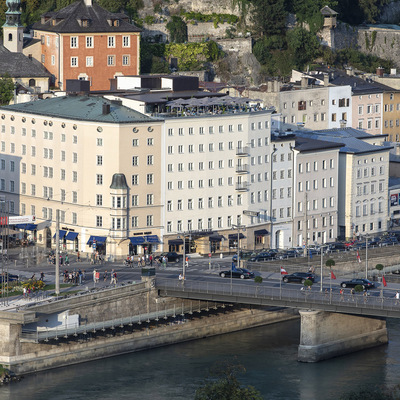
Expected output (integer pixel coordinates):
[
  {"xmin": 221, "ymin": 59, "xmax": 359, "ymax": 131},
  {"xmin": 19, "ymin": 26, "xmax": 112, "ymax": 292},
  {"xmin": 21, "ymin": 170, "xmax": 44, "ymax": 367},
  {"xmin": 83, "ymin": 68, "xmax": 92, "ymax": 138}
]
[
  {"xmin": 249, "ymin": 252, "xmax": 275, "ymax": 262},
  {"xmin": 0, "ymin": 272, "xmax": 19, "ymax": 283},
  {"xmin": 277, "ymin": 250, "xmax": 299, "ymax": 259},
  {"xmin": 282, "ymin": 272, "xmax": 315, "ymax": 284},
  {"xmin": 155, "ymin": 252, "xmax": 181, "ymax": 263},
  {"xmin": 219, "ymin": 268, "xmax": 255, "ymax": 279},
  {"xmin": 326, "ymin": 242, "xmax": 347, "ymax": 251},
  {"xmin": 340, "ymin": 278, "xmax": 375, "ymax": 290}
]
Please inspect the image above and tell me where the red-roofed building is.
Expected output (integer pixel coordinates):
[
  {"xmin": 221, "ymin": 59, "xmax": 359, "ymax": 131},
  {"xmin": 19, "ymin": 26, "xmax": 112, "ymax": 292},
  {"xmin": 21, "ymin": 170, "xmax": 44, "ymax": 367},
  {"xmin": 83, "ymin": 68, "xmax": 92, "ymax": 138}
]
[{"xmin": 31, "ymin": 0, "xmax": 141, "ymax": 90}]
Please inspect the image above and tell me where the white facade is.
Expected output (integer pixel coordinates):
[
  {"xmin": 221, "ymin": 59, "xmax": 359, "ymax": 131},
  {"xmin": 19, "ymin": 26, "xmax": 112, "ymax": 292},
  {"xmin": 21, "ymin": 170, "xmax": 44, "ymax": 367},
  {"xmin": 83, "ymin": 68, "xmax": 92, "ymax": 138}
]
[{"xmin": 328, "ymin": 85, "xmax": 352, "ymax": 129}]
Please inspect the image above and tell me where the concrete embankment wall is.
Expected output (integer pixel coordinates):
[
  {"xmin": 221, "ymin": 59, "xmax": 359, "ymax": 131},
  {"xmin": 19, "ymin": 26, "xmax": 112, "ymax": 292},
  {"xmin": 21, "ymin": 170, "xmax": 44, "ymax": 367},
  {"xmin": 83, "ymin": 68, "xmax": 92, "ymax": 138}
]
[{"xmin": 0, "ymin": 280, "xmax": 299, "ymax": 375}]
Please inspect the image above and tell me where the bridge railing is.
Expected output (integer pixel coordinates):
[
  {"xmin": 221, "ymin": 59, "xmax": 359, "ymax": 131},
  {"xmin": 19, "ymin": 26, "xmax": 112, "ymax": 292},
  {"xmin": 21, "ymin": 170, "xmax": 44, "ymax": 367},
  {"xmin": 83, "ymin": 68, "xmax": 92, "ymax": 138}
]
[{"xmin": 155, "ymin": 278, "xmax": 400, "ymax": 315}]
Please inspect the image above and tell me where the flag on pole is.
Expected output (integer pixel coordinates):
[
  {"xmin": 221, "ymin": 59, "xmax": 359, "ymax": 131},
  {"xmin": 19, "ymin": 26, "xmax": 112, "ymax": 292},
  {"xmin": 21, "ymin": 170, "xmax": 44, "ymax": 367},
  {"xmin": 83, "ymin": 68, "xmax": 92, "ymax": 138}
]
[
  {"xmin": 382, "ymin": 275, "xmax": 387, "ymax": 287},
  {"xmin": 356, "ymin": 250, "xmax": 361, "ymax": 263},
  {"xmin": 280, "ymin": 267, "xmax": 288, "ymax": 275},
  {"xmin": 330, "ymin": 271, "xmax": 336, "ymax": 280}
]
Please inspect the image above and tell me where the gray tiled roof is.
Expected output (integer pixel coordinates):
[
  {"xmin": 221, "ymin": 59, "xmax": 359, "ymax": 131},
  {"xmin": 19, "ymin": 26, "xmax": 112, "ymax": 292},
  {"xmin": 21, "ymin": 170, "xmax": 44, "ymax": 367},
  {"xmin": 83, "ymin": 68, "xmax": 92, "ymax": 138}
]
[
  {"xmin": 296, "ymin": 128, "xmax": 391, "ymax": 154},
  {"xmin": 0, "ymin": 95, "xmax": 158, "ymax": 123},
  {"xmin": 32, "ymin": 0, "xmax": 141, "ymax": 33},
  {"xmin": 294, "ymin": 136, "xmax": 344, "ymax": 152},
  {"xmin": 0, "ymin": 43, "xmax": 51, "ymax": 78}
]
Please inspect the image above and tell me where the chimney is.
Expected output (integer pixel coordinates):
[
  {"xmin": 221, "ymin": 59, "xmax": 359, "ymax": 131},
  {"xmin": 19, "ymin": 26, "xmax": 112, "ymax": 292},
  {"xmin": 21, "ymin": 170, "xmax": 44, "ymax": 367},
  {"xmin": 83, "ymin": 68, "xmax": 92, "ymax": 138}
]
[
  {"xmin": 324, "ymin": 74, "xmax": 329, "ymax": 86},
  {"xmin": 102, "ymin": 103, "xmax": 110, "ymax": 115},
  {"xmin": 84, "ymin": 0, "xmax": 92, "ymax": 6},
  {"xmin": 301, "ymin": 76, "xmax": 308, "ymax": 89},
  {"xmin": 376, "ymin": 67, "xmax": 384, "ymax": 77}
]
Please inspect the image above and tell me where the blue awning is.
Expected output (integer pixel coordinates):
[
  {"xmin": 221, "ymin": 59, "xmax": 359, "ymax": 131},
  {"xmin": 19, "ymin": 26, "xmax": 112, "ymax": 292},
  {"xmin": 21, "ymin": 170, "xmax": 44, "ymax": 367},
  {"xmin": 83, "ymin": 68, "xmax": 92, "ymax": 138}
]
[
  {"xmin": 130, "ymin": 237, "xmax": 145, "ymax": 245},
  {"xmin": 53, "ymin": 230, "xmax": 67, "ymax": 239},
  {"xmin": 145, "ymin": 235, "xmax": 160, "ymax": 243},
  {"xmin": 65, "ymin": 232, "xmax": 79, "ymax": 241},
  {"xmin": 228, "ymin": 233, "xmax": 246, "ymax": 240},
  {"xmin": 87, "ymin": 235, "xmax": 107, "ymax": 245},
  {"xmin": 209, "ymin": 234, "xmax": 225, "ymax": 242},
  {"xmin": 15, "ymin": 223, "xmax": 37, "ymax": 231}
]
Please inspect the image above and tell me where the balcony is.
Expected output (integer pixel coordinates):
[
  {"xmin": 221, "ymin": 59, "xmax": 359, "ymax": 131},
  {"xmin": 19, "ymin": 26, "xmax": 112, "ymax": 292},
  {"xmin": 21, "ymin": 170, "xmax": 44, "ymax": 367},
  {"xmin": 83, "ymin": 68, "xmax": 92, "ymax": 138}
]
[
  {"xmin": 236, "ymin": 164, "xmax": 249, "ymax": 174},
  {"xmin": 235, "ymin": 182, "xmax": 249, "ymax": 191},
  {"xmin": 236, "ymin": 146, "xmax": 249, "ymax": 156}
]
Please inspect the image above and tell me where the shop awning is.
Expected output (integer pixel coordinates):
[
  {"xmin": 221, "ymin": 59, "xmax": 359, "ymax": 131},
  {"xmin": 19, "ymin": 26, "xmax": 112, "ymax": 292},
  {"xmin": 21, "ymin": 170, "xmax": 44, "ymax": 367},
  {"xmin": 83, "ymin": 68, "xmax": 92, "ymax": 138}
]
[
  {"xmin": 15, "ymin": 223, "xmax": 37, "ymax": 231},
  {"xmin": 145, "ymin": 235, "xmax": 160, "ymax": 243},
  {"xmin": 65, "ymin": 232, "xmax": 79, "ymax": 241},
  {"xmin": 87, "ymin": 236, "xmax": 107, "ymax": 245},
  {"xmin": 254, "ymin": 229, "xmax": 269, "ymax": 236},
  {"xmin": 130, "ymin": 237, "xmax": 145, "ymax": 245},
  {"xmin": 209, "ymin": 234, "xmax": 225, "ymax": 242},
  {"xmin": 168, "ymin": 239, "xmax": 183, "ymax": 245},
  {"xmin": 228, "ymin": 233, "xmax": 246, "ymax": 240},
  {"xmin": 53, "ymin": 230, "xmax": 67, "ymax": 239}
]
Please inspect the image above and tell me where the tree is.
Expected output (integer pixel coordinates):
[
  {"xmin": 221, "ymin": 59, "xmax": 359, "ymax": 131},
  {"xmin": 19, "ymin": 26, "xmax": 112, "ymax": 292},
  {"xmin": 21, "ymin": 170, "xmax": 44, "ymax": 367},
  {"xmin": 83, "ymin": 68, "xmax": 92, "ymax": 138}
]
[
  {"xmin": 375, "ymin": 264, "xmax": 384, "ymax": 271},
  {"xmin": 254, "ymin": 276, "xmax": 263, "ymax": 284},
  {"xmin": 166, "ymin": 16, "xmax": 188, "ymax": 43},
  {"xmin": 195, "ymin": 360, "xmax": 262, "ymax": 400},
  {"xmin": 304, "ymin": 279, "xmax": 313, "ymax": 289},
  {"xmin": 326, "ymin": 259, "xmax": 335, "ymax": 268},
  {"xmin": 0, "ymin": 75, "xmax": 14, "ymax": 106},
  {"xmin": 250, "ymin": 0, "xmax": 287, "ymax": 37}
]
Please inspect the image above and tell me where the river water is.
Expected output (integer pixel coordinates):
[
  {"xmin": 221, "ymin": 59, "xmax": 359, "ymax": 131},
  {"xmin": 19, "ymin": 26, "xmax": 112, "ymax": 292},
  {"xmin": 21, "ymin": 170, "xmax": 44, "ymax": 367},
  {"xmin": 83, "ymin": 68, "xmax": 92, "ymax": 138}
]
[{"xmin": 2, "ymin": 318, "xmax": 400, "ymax": 400}]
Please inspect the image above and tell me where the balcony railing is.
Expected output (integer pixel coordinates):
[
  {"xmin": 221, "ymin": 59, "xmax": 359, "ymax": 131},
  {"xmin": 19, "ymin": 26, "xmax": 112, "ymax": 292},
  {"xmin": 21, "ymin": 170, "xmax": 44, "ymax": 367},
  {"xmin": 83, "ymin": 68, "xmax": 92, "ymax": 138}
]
[
  {"xmin": 235, "ymin": 182, "xmax": 248, "ymax": 191},
  {"xmin": 236, "ymin": 146, "xmax": 249, "ymax": 156},
  {"xmin": 235, "ymin": 164, "xmax": 249, "ymax": 174}
]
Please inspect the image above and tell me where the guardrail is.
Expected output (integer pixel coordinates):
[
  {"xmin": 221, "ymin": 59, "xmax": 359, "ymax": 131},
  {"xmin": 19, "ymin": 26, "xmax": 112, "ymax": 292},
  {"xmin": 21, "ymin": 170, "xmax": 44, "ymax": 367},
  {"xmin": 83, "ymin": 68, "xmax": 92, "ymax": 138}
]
[{"xmin": 155, "ymin": 278, "xmax": 400, "ymax": 318}]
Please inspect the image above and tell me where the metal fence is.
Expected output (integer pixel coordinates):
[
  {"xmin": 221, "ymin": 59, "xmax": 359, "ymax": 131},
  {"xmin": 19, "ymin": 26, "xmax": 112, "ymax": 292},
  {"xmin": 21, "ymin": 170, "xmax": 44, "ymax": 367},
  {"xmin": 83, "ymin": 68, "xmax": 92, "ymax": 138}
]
[{"xmin": 155, "ymin": 278, "xmax": 400, "ymax": 317}]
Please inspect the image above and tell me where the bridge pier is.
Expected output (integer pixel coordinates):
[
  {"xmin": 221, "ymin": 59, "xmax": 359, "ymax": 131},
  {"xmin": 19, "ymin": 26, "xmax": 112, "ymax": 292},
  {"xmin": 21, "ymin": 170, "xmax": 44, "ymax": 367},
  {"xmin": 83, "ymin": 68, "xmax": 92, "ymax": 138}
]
[{"xmin": 298, "ymin": 310, "xmax": 388, "ymax": 362}]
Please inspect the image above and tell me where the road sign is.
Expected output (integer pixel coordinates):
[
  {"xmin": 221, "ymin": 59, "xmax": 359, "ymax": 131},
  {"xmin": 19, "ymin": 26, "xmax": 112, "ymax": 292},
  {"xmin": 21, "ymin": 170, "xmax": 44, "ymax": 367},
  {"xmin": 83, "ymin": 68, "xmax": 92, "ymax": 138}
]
[{"xmin": 243, "ymin": 210, "xmax": 259, "ymax": 217}]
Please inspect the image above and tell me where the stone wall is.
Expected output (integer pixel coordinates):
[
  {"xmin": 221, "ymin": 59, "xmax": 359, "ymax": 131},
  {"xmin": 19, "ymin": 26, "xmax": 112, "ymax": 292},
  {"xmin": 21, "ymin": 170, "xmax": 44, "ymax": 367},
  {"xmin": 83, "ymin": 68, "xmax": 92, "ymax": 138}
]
[{"xmin": 0, "ymin": 280, "xmax": 298, "ymax": 375}]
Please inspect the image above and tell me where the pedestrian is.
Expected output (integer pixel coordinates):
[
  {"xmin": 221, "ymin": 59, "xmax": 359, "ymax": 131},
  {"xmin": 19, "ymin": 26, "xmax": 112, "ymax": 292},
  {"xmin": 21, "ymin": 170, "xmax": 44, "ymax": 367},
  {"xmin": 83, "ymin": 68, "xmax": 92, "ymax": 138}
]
[
  {"xmin": 149, "ymin": 254, "xmax": 153, "ymax": 267},
  {"xmin": 65, "ymin": 254, "xmax": 69, "ymax": 266},
  {"xmin": 77, "ymin": 251, "xmax": 81, "ymax": 262},
  {"xmin": 82, "ymin": 269, "xmax": 86, "ymax": 282},
  {"xmin": 78, "ymin": 269, "xmax": 82, "ymax": 285},
  {"xmin": 137, "ymin": 255, "xmax": 141, "ymax": 268},
  {"xmin": 340, "ymin": 288, "xmax": 344, "ymax": 301},
  {"xmin": 350, "ymin": 288, "xmax": 355, "ymax": 301},
  {"xmin": 324, "ymin": 288, "xmax": 329, "ymax": 298},
  {"xmin": 103, "ymin": 270, "xmax": 108, "ymax": 282},
  {"xmin": 93, "ymin": 269, "xmax": 97, "ymax": 283},
  {"xmin": 40, "ymin": 271, "xmax": 45, "ymax": 281},
  {"xmin": 395, "ymin": 291, "xmax": 400, "ymax": 305},
  {"xmin": 363, "ymin": 290, "xmax": 368, "ymax": 303},
  {"xmin": 23, "ymin": 287, "xmax": 27, "ymax": 298},
  {"xmin": 141, "ymin": 256, "xmax": 145, "ymax": 267}
]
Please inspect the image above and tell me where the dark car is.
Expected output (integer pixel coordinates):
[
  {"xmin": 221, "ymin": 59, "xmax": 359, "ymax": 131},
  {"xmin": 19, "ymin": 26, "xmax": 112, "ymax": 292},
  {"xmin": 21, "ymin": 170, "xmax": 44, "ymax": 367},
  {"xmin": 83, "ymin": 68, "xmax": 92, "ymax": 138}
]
[
  {"xmin": 249, "ymin": 252, "xmax": 275, "ymax": 262},
  {"xmin": 155, "ymin": 252, "xmax": 181, "ymax": 263},
  {"xmin": 340, "ymin": 278, "xmax": 375, "ymax": 289},
  {"xmin": 0, "ymin": 272, "xmax": 19, "ymax": 283},
  {"xmin": 277, "ymin": 250, "xmax": 299, "ymax": 259},
  {"xmin": 219, "ymin": 268, "xmax": 255, "ymax": 279},
  {"xmin": 282, "ymin": 272, "xmax": 315, "ymax": 284}
]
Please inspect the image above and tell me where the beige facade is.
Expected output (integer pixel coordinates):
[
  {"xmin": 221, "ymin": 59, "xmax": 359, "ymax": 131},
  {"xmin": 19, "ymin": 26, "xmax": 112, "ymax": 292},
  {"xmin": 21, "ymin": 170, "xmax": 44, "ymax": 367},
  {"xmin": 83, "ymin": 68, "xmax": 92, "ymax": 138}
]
[{"xmin": 0, "ymin": 96, "xmax": 163, "ymax": 257}]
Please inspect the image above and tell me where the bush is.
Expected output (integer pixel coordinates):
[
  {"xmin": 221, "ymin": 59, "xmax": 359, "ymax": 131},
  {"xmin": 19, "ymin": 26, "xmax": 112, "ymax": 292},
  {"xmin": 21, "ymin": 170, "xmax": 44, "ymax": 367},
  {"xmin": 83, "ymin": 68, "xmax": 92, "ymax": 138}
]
[
  {"xmin": 354, "ymin": 285, "xmax": 364, "ymax": 293},
  {"xmin": 375, "ymin": 264, "xmax": 384, "ymax": 271},
  {"xmin": 254, "ymin": 276, "xmax": 263, "ymax": 284},
  {"xmin": 304, "ymin": 279, "xmax": 313, "ymax": 288}
]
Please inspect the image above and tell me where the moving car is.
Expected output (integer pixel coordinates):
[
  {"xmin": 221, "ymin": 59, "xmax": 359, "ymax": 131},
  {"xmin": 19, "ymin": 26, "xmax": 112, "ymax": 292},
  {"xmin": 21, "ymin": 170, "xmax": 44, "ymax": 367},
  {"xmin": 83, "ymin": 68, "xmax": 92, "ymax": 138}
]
[
  {"xmin": 340, "ymin": 278, "xmax": 375, "ymax": 289},
  {"xmin": 155, "ymin": 252, "xmax": 181, "ymax": 263},
  {"xmin": 282, "ymin": 272, "xmax": 315, "ymax": 284},
  {"xmin": 219, "ymin": 268, "xmax": 255, "ymax": 279},
  {"xmin": 0, "ymin": 272, "xmax": 19, "ymax": 283}
]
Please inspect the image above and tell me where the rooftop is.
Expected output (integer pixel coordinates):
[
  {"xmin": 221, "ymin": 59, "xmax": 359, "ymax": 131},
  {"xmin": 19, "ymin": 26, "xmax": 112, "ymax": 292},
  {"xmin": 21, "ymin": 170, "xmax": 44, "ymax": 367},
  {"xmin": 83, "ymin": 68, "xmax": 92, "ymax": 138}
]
[
  {"xmin": 0, "ymin": 95, "xmax": 157, "ymax": 123},
  {"xmin": 32, "ymin": 0, "xmax": 141, "ymax": 34}
]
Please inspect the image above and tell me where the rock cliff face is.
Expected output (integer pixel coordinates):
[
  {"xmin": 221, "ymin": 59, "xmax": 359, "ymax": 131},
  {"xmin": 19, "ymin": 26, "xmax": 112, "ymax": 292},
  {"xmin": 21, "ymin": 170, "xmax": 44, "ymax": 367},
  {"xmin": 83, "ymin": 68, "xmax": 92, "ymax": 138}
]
[{"xmin": 379, "ymin": 1, "xmax": 400, "ymax": 24}]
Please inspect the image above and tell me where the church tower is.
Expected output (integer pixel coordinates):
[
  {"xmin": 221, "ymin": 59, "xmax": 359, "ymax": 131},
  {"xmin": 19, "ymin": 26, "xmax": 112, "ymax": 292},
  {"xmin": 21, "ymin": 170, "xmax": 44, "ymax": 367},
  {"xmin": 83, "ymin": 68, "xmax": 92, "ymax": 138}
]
[{"xmin": 2, "ymin": 0, "xmax": 24, "ymax": 53}]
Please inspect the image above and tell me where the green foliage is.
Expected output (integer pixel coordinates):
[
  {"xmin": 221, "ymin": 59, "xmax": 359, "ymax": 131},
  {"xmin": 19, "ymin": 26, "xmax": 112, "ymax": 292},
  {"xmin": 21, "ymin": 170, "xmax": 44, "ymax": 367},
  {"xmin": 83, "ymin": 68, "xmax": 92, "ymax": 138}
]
[
  {"xmin": 326, "ymin": 259, "xmax": 336, "ymax": 268},
  {"xmin": 195, "ymin": 360, "xmax": 262, "ymax": 400},
  {"xmin": 140, "ymin": 40, "xmax": 167, "ymax": 73},
  {"xmin": 251, "ymin": 0, "xmax": 287, "ymax": 37},
  {"xmin": 144, "ymin": 15, "xmax": 155, "ymax": 24},
  {"xmin": 365, "ymin": 32, "xmax": 371, "ymax": 50},
  {"xmin": 354, "ymin": 285, "xmax": 364, "ymax": 293},
  {"xmin": 0, "ymin": 75, "xmax": 14, "ymax": 106},
  {"xmin": 254, "ymin": 276, "xmax": 263, "ymax": 284},
  {"xmin": 181, "ymin": 11, "xmax": 239, "ymax": 26},
  {"xmin": 287, "ymin": 27, "xmax": 321, "ymax": 70},
  {"xmin": 375, "ymin": 264, "xmax": 384, "ymax": 271},
  {"xmin": 304, "ymin": 279, "xmax": 313, "ymax": 287},
  {"xmin": 166, "ymin": 41, "xmax": 223, "ymax": 70},
  {"xmin": 166, "ymin": 16, "xmax": 188, "ymax": 43},
  {"xmin": 371, "ymin": 30, "xmax": 377, "ymax": 48}
]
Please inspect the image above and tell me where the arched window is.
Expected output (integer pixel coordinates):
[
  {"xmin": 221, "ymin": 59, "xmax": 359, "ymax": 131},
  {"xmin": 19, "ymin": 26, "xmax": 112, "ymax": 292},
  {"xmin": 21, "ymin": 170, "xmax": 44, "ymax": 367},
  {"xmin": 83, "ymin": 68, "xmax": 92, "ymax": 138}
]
[
  {"xmin": 8, "ymin": 33, "xmax": 12, "ymax": 41},
  {"xmin": 29, "ymin": 79, "xmax": 36, "ymax": 87}
]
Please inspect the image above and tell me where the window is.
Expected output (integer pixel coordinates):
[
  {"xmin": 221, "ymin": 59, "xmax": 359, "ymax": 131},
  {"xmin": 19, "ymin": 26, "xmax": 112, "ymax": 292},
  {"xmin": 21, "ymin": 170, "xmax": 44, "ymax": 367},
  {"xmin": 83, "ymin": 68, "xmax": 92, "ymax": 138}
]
[
  {"xmin": 86, "ymin": 36, "xmax": 93, "ymax": 48},
  {"xmin": 147, "ymin": 174, "xmax": 153, "ymax": 184},
  {"xmin": 146, "ymin": 194, "xmax": 153, "ymax": 205},
  {"xmin": 96, "ymin": 194, "xmax": 103, "ymax": 206},
  {"xmin": 122, "ymin": 55, "xmax": 130, "ymax": 66},
  {"xmin": 70, "ymin": 36, "xmax": 78, "ymax": 48},
  {"xmin": 72, "ymin": 171, "xmax": 77, "ymax": 182},
  {"xmin": 146, "ymin": 215, "xmax": 153, "ymax": 227},
  {"xmin": 71, "ymin": 57, "xmax": 78, "ymax": 67},
  {"xmin": 96, "ymin": 216, "xmax": 103, "ymax": 227},
  {"xmin": 107, "ymin": 55, "xmax": 115, "ymax": 66},
  {"xmin": 123, "ymin": 36, "xmax": 130, "ymax": 47},
  {"xmin": 108, "ymin": 36, "xmax": 115, "ymax": 47},
  {"xmin": 86, "ymin": 56, "xmax": 93, "ymax": 67},
  {"xmin": 96, "ymin": 174, "xmax": 103, "ymax": 185},
  {"xmin": 73, "ymin": 152, "xmax": 78, "ymax": 163},
  {"xmin": 147, "ymin": 155, "xmax": 153, "ymax": 165}
]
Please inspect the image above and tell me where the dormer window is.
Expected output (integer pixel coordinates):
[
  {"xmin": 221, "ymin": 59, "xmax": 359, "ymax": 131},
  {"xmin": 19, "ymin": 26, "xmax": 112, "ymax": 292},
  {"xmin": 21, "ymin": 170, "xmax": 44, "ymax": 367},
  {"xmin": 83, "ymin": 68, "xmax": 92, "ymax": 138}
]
[
  {"xmin": 78, "ymin": 18, "xmax": 90, "ymax": 27},
  {"xmin": 107, "ymin": 19, "xmax": 120, "ymax": 27}
]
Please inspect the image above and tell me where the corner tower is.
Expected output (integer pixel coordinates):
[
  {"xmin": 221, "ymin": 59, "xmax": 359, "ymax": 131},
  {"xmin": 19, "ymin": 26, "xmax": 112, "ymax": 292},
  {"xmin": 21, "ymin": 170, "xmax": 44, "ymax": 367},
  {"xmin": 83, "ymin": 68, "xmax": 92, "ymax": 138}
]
[{"xmin": 2, "ymin": 0, "xmax": 24, "ymax": 53}]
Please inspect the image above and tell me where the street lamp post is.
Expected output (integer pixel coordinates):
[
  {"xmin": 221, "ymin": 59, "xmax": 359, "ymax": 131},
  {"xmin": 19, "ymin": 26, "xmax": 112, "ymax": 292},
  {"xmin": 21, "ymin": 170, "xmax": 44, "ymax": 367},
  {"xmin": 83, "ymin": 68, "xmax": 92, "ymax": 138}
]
[
  {"xmin": 320, "ymin": 245, "xmax": 326, "ymax": 292},
  {"xmin": 365, "ymin": 235, "xmax": 368, "ymax": 279},
  {"xmin": 232, "ymin": 224, "xmax": 245, "ymax": 294}
]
